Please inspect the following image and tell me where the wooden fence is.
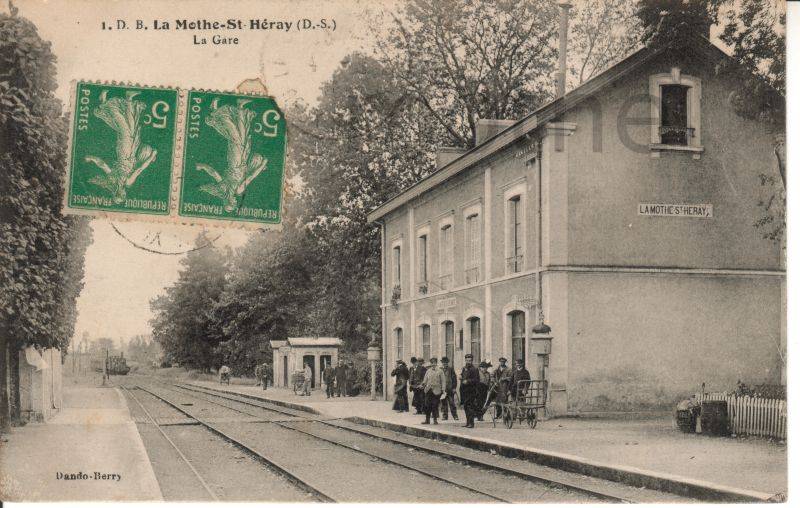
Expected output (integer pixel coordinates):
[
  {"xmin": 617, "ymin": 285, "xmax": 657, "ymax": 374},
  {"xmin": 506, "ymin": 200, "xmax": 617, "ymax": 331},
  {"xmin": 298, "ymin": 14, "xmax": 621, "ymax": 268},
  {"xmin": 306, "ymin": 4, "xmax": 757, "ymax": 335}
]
[{"xmin": 697, "ymin": 392, "xmax": 787, "ymax": 440}]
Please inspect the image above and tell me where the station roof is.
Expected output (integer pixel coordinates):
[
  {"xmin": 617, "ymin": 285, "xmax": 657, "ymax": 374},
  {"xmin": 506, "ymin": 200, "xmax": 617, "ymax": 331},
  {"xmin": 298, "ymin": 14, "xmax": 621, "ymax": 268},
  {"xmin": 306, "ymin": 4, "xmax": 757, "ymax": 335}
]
[{"xmin": 270, "ymin": 337, "xmax": 343, "ymax": 348}]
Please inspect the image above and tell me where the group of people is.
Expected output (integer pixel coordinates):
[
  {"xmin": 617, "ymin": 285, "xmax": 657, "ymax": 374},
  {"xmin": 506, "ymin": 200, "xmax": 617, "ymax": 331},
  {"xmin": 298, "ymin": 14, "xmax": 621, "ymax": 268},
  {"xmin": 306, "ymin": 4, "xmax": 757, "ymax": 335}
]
[
  {"xmin": 391, "ymin": 354, "xmax": 531, "ymax": 427},
  {"xmin": 318, "ymin": 359, "xmax": 356, "ymax": 398}
]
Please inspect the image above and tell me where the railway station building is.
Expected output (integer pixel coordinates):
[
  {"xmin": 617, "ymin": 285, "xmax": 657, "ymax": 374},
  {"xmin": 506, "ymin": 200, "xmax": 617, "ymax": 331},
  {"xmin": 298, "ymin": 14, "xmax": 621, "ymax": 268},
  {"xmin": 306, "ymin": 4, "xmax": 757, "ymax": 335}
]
[{"xmin": 367, "ymin": 33, "xmax": 785, "ymax": 415}]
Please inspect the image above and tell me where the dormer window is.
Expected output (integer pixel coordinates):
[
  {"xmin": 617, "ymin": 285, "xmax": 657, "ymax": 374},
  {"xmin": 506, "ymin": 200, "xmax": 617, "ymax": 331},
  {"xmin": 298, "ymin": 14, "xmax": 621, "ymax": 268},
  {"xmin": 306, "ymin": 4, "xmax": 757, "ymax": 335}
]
[{"xmin": 649, "ymin": 68, "xmax": 702, "ymax": 157}]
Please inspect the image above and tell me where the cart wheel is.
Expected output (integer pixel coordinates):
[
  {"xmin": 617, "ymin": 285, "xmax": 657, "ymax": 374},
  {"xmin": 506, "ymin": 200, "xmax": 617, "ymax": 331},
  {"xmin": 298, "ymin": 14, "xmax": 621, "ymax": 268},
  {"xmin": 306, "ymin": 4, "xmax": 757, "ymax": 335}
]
[
  {"xmin": 503, "ymin": 407, "xmax": 514, "ymax": 429},
  {"xmin": 526, "ymin": 409, "xmax": 538, "ymax": 429}
]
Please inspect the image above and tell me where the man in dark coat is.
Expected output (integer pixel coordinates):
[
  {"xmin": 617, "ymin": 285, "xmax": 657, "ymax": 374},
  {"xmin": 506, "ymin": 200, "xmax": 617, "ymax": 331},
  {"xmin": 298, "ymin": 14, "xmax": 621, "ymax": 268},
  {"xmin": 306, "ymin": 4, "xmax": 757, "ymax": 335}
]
[
  {"xmin": 408, "ymin": 357, "xmax": 427, "ymax": 414},
  {"xmin": 459, "ymin": 353, "xmax": 480, "ymax": 428},
  {"xmin": 334, "ymin": 359, "xmax": 348, "ymax": 397},
  {"xmin": 391, "ymin": 359, "xmax": 410, "ymax": 411},
  {"xmin": 346, "ymin": 361, "xmax": 357, "ymax": 396},
  {"xmin": 493, "ymin": 357, "xmax": 511, "ymax": 402},
  {"xmin": 323, "ymin": 361, "xmax": 335, "ymax": 398},
  {"xmin": 439, "ymin": 357, "xmax": 458, "ymax": 420},
  {"xmin": 509, "ymin": 358, "xmax": 531, "ymax": 400}
]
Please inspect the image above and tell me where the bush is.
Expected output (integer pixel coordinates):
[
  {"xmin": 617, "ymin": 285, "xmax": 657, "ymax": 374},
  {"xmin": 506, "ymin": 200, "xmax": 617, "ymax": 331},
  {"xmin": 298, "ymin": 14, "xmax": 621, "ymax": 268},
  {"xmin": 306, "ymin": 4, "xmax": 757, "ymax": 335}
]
[
  {"xmin": 734, "ymin": 381, "xmax": 786, "ymax": 400},
  {"xmin": 339, "ymin": 351, "xmax": 383, "ymax": 396}
]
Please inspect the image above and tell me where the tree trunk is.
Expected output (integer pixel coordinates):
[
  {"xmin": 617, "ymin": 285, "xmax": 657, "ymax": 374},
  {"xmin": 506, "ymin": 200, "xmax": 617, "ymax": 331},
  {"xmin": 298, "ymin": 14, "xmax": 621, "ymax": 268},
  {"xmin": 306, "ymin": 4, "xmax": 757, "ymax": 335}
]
[
  {"xmin": 0, "ymin": 333, "xmax": 9, "ymax": 431},
  {"xmin": 10, "ymin": 348, "xmax": 20, "ymax": 423}
]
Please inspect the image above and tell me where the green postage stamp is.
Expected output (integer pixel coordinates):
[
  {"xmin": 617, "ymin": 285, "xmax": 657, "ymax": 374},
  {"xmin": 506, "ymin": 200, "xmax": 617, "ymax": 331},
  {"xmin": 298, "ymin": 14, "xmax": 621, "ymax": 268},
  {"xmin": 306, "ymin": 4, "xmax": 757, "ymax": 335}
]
[
  {"xmin": 64, "ymin": 82, "xmax": 287, "ymax": 228},
  {"xmin": 66, "ymin": 82, "xmax": 179, "ymax": 216},
  {"xmin": 180, "ymin": 91, "xmax": 286, "ymax": 225}
]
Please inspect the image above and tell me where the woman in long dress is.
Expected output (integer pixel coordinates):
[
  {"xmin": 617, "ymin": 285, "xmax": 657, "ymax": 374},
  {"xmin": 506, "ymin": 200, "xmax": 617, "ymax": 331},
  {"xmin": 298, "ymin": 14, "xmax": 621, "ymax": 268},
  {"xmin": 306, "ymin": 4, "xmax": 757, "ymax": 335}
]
[{"xmin": 391, "ymin": 359, "xmax": 410, "ymax": 411}]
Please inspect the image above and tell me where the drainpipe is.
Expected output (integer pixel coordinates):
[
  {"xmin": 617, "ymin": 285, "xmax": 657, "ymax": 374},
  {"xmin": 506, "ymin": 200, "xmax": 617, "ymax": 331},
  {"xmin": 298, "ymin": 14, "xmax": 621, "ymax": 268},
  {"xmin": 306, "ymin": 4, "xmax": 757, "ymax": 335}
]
[{"xmin": 537, "ymin": 141, "xmax": 544, "ymax": 322}]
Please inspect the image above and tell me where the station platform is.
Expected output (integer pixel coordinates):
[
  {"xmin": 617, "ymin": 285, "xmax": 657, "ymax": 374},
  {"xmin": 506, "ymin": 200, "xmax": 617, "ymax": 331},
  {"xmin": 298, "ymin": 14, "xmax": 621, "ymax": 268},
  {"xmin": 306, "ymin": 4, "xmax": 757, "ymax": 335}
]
[
  {"xmin": 0, "ymin": 380, "xmax": 162, "ymax": 501},
  {"xmin": 191, "ymin": 380, "xmax": 787, "ymax": 502}
]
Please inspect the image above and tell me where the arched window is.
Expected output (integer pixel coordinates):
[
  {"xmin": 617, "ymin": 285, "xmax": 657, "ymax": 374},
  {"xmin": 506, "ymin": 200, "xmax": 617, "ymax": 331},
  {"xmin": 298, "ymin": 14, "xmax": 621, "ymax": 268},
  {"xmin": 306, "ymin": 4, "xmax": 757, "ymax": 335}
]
[
  {"xmin": 443, "ymin": 321, "xmax": 455, "ymax": 362},
  {"xmin": 468, "ymin": 317, "xmax": 481, "ymax": 361},
  {"xmin": 420, "ymin": 324, "xmax": 431, "ymax": 361},
  {"xmin": 395, "ymin": 328, "xmax": 404, "ymax": 363},
  {"xmin": 509, "ymin": 311, "xmax": 525, "ymax": 365}
]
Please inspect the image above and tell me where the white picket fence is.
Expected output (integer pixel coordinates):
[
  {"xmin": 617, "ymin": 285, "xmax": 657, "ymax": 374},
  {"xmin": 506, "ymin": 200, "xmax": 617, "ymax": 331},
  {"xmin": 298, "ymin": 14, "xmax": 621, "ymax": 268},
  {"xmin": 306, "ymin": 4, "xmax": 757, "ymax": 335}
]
[{"xmin": 697, "ymin": 392, "xmax": 787, "ymax": 440}]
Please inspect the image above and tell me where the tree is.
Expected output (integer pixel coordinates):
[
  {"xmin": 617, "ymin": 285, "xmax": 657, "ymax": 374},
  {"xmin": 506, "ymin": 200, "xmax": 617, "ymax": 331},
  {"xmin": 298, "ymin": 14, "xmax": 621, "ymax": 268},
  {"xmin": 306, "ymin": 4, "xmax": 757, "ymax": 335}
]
[
  {"xmin": 0, "ymin": 10, "xmax": 91, "ymax": 427},
  {"xmin": 569, "ymin": 0, "xmax": 643, "ymax": 86},
  {"xmin": 295, "ymin": 53, "xmax": 445, "ymax": 351},
  {"xmin": 377, "ymin": 0, "xmax": 558, "ymax": 147},
  {"xmin": 150, "ymin": 233, "xmax": 230, "ymax": 371},
  {"xmin": 719, "ymin": 0, "xmax": 785, "ymax": 249},
  {"xmin": 636, "ymin": 0, "xmax": 724, "ymax": 45},
  {"xmin": 637, "ymin": 0, "xmax": 785, "ymax": 247}
]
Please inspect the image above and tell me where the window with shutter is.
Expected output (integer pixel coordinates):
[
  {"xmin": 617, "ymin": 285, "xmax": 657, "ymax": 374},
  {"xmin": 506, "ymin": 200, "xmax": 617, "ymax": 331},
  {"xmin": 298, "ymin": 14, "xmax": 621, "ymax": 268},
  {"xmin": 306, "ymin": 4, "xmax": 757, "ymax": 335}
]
[
  {"xmin": 469, "ymin": 317, "xmax": 481, "ymax": 361},
  {"xmin": 421, "ymin": 325, "xmax": 431, "ymax": 361}
]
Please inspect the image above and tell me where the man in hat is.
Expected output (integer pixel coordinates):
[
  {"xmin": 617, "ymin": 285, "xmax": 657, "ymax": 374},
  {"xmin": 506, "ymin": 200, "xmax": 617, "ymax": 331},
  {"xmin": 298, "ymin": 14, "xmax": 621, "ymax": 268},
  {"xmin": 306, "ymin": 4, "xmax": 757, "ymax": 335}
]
[
  {"xmin": 421, "ymin": 357, "xmax": 446, "ymax": 424},
  {"xmin": 408, "ymin": 357, "xmax": 427, "ymax": 414},
  {"xmin": 323, "ymin": 360, "xmax": 335, "ymax": 398},
  {"xmin": 334, "ymin": 359, "xmax": 348, "ymax": 397},
  {"xmin": 459, "ymin": 354, "xmax": 480, "ymax": 428},
  {"xmin": 509, "ymin": 358, "xmax": 531, "ymax": 399},
  {"xmin": 493, "ymin": 357, "xmax": 511, "ymax": 414},
  {"xmin": 439, "ymin": 357, "xmax": 459, "ymax": 420},
  {"xmin": 476, "ymin": 361, "xmax": 492, "ymax": 421}
]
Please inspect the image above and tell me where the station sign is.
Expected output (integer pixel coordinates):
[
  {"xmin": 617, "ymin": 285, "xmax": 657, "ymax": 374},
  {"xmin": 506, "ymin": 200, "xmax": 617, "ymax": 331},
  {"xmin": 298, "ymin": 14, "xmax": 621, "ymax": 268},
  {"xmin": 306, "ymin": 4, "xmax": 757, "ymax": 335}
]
[{"xmin": 638, "ymin": 203, "xmax": 713, "ymax": 218}]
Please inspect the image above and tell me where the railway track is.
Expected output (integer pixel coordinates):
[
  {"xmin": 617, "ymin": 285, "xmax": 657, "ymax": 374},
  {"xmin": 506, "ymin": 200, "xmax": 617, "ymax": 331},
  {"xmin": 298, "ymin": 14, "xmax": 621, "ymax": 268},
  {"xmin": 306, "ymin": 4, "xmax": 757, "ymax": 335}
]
[
  {"xmin": 128, "ymin": 384, "xmax": 337, "ymax": 501},
  {"xmin": 121, "ymin": 386, "xmax": 221, "ymax": 501},
  {"xmin": 129, "ymin": 379, "xmax": 692, "ymax": 503}
]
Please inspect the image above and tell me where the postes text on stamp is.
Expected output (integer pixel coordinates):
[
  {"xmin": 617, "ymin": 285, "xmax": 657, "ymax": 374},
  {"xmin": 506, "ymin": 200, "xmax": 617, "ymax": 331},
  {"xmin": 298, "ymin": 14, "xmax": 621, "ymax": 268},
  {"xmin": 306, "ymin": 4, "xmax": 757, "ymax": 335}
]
[
  {"xmin": 179, "ymin": 90, "xmax": 286, "ymax": 224},
  {"xmin": 67, "ymin": 82, "xmax": 179, "ymax": 215}
]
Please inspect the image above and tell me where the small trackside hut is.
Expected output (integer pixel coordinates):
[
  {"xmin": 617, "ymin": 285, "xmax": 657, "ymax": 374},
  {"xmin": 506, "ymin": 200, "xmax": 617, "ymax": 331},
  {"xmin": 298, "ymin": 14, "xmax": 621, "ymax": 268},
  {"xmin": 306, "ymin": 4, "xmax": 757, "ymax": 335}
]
[{"xmin": 270, "ymin": 337, "xmax": 343, "ymax": 390}]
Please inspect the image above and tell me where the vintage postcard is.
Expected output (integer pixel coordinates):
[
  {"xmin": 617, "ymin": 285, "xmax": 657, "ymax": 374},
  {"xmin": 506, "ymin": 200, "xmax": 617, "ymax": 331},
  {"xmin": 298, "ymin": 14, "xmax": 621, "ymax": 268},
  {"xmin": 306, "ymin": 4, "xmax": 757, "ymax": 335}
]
[{"xmin": 0, "ymin": 0, "xmax": 791, "ymax": 504}]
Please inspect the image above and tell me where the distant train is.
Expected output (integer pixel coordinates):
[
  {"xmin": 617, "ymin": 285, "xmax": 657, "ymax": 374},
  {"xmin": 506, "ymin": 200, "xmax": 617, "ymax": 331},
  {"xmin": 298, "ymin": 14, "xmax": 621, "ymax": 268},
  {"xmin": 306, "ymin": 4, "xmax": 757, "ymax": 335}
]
[{"xmin": 91, "ymin": 352, "xmax": 131, "ymax": 375}]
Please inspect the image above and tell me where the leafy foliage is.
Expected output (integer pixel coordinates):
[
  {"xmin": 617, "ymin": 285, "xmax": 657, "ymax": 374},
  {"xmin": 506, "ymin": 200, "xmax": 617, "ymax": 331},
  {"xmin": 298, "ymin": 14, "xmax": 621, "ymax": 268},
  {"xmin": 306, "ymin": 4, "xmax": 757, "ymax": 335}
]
[
  {"xmin": 569, "ymin": 0, "xmax": 643, "ymax": 85},
  {"xmin": 377, "ymin": 0, "xmax": 558, "ymax": 147},
  {"xmin": 636, "ymin": 0, "xmax": 724, "ymax": 44},
  {"xmin": 0, "ymin": 12, "xmax": 91, "ymax": 353},
  {"xmin": 150, "ymin": 232, "xmax": 230, "ymax": 371}
]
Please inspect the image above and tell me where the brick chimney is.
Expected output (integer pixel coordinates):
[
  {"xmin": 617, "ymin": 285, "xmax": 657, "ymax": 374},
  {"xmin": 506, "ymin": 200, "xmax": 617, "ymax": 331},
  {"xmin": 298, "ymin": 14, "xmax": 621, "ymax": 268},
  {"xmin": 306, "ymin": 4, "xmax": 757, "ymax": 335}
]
[
  {"xmin": 435, "ymin": 147, "xmax": 467, "ymax": 169},
  {"xmin": 556, "ymin": 1, "xmax": 572, "ymax": 97},
  {"xmin": 475, "ymin": 119, "xmax": 516, "ymax": 146}
]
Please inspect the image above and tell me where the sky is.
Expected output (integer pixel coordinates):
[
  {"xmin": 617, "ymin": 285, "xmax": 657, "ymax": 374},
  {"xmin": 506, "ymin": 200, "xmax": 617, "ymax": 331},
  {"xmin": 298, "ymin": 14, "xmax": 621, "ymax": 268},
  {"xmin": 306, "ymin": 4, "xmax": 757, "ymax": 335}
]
[{"xmin": 12, "ymin": 0, "xmax": 389, "ymax": 343}]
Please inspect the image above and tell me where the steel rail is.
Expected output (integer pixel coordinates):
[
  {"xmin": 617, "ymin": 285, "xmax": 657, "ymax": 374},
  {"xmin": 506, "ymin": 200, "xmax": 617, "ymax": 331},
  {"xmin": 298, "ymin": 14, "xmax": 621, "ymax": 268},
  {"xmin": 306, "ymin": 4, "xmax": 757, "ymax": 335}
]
[
  {"xmin": 164, "ymin": 381, "xmax": 644, "ymax": 503},
  {"xmin": 171, "ymin": 382, "xmax": 644, "ymax": 504},
  {"xmin": 160, "ymin": 382, "xmax": 511, "ymax": 503},
  {"xmin": 134, "ymin": 384, "xmax": 336, "ymax": 502},
  {"xmin": 121, "ymin": 386, "xmax": 220, "ymax": 501}
]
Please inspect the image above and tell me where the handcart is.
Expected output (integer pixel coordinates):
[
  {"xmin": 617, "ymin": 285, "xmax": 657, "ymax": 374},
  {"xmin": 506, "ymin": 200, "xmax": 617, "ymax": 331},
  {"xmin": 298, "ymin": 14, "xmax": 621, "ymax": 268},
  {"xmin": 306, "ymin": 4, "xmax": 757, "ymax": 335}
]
[
  {"xmin": 291, "ymin": 371, "xmax": 306, "ymax": 395},
  {"xmin": 490, "ymin": 379, "xmax": 547, "ymax": 429}
]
